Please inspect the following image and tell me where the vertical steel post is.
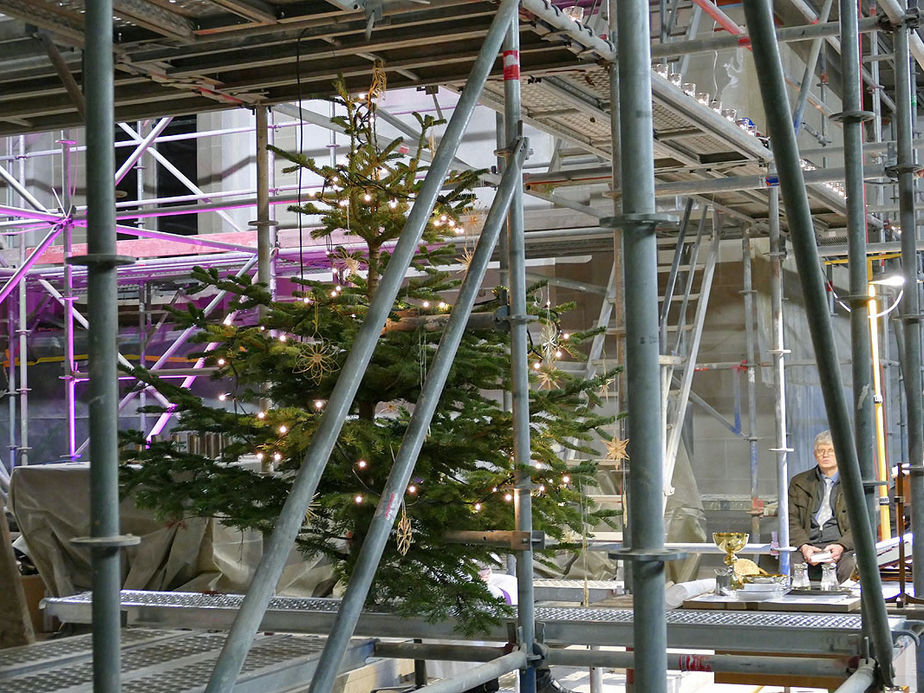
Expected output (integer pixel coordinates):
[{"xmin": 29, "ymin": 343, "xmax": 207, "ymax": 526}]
[
  {"xmin": 768, "ymin": 187, "xmax": 791, "ymax": 575},
  {"xmin": 16, "ymin": 137, "xmax": 28, "ymax": 466},
  {"xmin": 613, "ymin": 0, "xmax": 668, "ymax": 690},
  {"xmin": 254, "ymin": 106, "xmax": 275, "ymax": 308},
  {"xmin": 306, "ymin": 139, "xmax": 528, "ymax": 693},
  {"xmin": 894, "ymin": 12, "xmax": 924, "ymax": 599},
  {"xmin": 84, "ymin": 0, "xmax": 129, "ymax": 688},
  {"xmin": 742, "ymin": 1, "xmax": 893, "ymax": 683},
  {"xmin": 502, "ymin": 20, "xmax": 537, "ymax": 693},
  {"xmin": 742, "ymin": 233, "xmax": 761, "ymax": 539},
  {"xmin": 16, "ymin": 220, "xmax": 27, "ymax": 466},
  {"xmin": 61, "ymin": 138, "xmax": 77, "ymax": 460},
  {"xmin": 205, "ymin": 4, "xmax": 520, "ymax": 689},
  {"xmin": 839, "ymin": 0, "xmax": 878, "ymax": 535}
]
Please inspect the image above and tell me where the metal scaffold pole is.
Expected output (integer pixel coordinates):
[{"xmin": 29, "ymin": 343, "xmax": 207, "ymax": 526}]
[
  {"xmin": 79, "ymin": 0, "xmax": 139, "ymax": 690},
  {"xmin": 768, "ymin": 188, "xmax": 791, "ymax": 576},
  {"xmin": 609, "ymin": 0, "xmax": 674, "ymax": 691},
  {"xmin": 502, "ymin": 16, "xmax": 538, "ymax": 693},
  {"xmin": 204, "ymin": 2, "xmax": 521, "ymax": 689},
  {"xmin": 839, "ymin": 0, "xmax": 877, "ymax": 534},
  {"xmin": 742, "ymin": 0, "xmax": 894, "ymax": 684},
  {"xmin": 894, "ymin": 9, "xmax": 924, "ymax": 599}
]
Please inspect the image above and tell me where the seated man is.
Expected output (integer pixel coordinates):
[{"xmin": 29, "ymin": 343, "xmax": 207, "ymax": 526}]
[{"xmin": 788, "ymin": 430, "xmax": 857, "ymax": 583}]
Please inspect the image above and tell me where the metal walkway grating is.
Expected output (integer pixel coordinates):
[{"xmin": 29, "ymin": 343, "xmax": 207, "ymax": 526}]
[
  {"xmin": 43, "ymin": 590, "xmax": 901, "ymax": 656},
  {"xmin": 0, "ymin": 629, "xmax": 374, "ymax": 693}
]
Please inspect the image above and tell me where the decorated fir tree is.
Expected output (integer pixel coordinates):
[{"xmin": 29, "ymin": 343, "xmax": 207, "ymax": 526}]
[{"xmin": 120, "ymin": 82, "xmax": 618, "ymax": 632}]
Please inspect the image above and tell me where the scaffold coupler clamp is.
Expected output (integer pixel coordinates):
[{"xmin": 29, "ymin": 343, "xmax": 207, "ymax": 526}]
[{"xmin": 601, "ymin": 212, "xmax": 677, "ymax": 234}]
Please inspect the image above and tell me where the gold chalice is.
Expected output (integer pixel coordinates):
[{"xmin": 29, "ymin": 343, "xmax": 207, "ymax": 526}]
[{"xmin": 713, "ymin": 532, "xmax": 749, "ymax": 589}]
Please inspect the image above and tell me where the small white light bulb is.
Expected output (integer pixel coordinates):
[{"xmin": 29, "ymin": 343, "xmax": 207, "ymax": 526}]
[
  {"xmin": 273, "ymin": 452, "xmax": 282, "ymax": 462},
  {"xmin": 355, "ymin": 494, "xmax": 364, "ymax": 504},
  {"xmin": 357, "ymin": 459, "xmax": 367, "ymax": 469},
  {"xmin": 278, "ymin": 425, "xmax": 287, "ymax": 434},
  {"xmin": 257, "ymin": 411, "xmax": 266, "ymax": 419}
]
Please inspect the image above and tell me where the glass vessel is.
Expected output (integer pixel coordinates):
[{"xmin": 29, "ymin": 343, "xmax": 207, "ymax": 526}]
[
  {"xmin": 820, "ymin": 563, "xmax": 838, "ymax": 591},
  {"xmin": 791, "ymin": 562, "xmax": 810, "ymax": 590}
]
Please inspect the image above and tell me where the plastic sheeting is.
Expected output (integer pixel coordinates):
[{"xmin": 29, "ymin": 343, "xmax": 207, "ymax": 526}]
[{"xmin": 9, "ymin": 464, "xmax": 336, "ymax": 598}]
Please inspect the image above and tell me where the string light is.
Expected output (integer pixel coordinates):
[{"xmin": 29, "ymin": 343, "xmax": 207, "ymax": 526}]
[
  {"xmin": 388, "ymin": 199, "xmax": 398, "ymax": 209},
  {"xmin": 533, "ymin": 362, "xmax": 541, "ymax": 371},
  {"xmin": 259, "ymin": 326, "xmax": 265, "ymax": 331},
  {"xmin": 257, "ymin": 411, "xmax": 266, "ymax": 419},
  {"xmin": 354, "ymin": 494, "xmax": 364, "ymax": 504},
  {"xmin": 538, "ymin": 484, "xmax": 546, "ymax": 493},
  {"xmin": 218, "ymin": 393, "xmax": 228, "ymax": 402},
  {"xmin": 447, "ymin": 219, "xmax": 455, "ymax": 227},
  {"xmin": 504, "ymin": 492, "xmax": 513, "ymax": 502},
  {"xmin": 422, "ymin": 301, "xmax": 430, "ymax": 308},
  {"xmin": 473, "ymin": 502, "xmax": 482, "ymax": 512},
  {"xmin": 407, "ymin": 484, "xmax": 417, "ymax": 494},
  {"xmin": 491, "ymin": 486, "xmax": 498, "ymax": 493},
  {"xmin": 555, "ymin": 350, "xmax": 563, "ymax": 359},
  {"xmin": 562, "ymin": 474, "xmax": 571, "ymax": 484},
  {"xmin": 217, "ymin": 358, "xmax": 226, "ymax": 366},
  {"xmin": 279, "ymin": 334, "xmax": 287, "ymax": 342},
  {"xmin": 331, "ymin": 175, "xmax": 339, "ymax": 184},
  {"xmin": 278, "ymin": 425, "xmax": 288, "ymax": 434},
  {"xmin": 330, "ymin": 290, "xmax": 338, "ymax": 297},
  {"xmin": 357, "ymin": 459, "xmax": 367, "ymax": 469},
  {"xmin": 273, "ymin": 452, "xmax": 282, "ymax": 462},
  {"xmin": 363, "ymin": 193, "xmax": 372, "ymax": 202},
  {"xmin": 314, "ymin": 400, "xmax": 325, "ymax": 410},
  {"xmin": 438, "ymin": 301, "xmax": 447, "ymax": 310},
  {"xmin": 256, "ymin": 452, "xmax": 264, "ymax": 461},
  {"xmin": 562, "ymin": 333, "xmax": 570, "ymax": 340},
  {"xmin": 339, "ymin": 199, "xmax": 349, "ymax": 207},
  {"xmin": 303, "ymin": 297, "xmax": 312, "ymax": 304}
]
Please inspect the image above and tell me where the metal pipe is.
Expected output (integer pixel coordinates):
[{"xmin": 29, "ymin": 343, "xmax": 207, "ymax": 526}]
[
  {"xmin": 792, "ymin": 0, "xmax": 833, "ymax": 134},
  {"xmin": 61, "ymin": 138, "xmax": 77, "ymax": 460},
  {"xmin": 204, "ymin": 4, "xmax": 520, "ymax": 689},
  {"xmin": 254, "ymin": 105, "xmax": 275, "ymax": 312},
  {"xmin": 545, "ymin": 648, "xmax": 853, "ymax": 678},
  {"xmin": 615, "ymin": 0, "xmax": 667, "ymax": 690},
  {"xmin": 833, "ymin": 659, "xmax": 876, "ymax": 693},
  {"xmin": 742, "ymin": 233, "xmax": 760, "ymax": 540},
  {"xmin": 742, "ymin": 1, "xmax": 894, "ymax": 683},
  {"xmin": 307, "ymin": 138, "xmax": 528, "ymax": 693},
  {"xmin": 114, "ymin": 117, "xmax": 173, "ymax": 186},
  {"xmin": 16, "ymin": 212, "xmax": 27, "ymax": 466},
  {"xmin": 894, "ymin": 12, "xmax": 924, "ymax": 601},
  {"xmin": 502, "ymin": 18, "xmax": 537, "ymax": 693},
  {"xmin": 416, "ymin": 650, "xmax": 527, "ymax": 693},
  {"xmin": 768, "ymin": 187, "xmax": 790, "ymax": 575},
  {"xmin": 85, "ymin": 0, "xmax": 125, "ymax": 688},
  {"xmin": 840, "ymin": 0, "xmax": 877, "ymax": 537},
  {"xmin": 375, "ymin": 641, "xmax": 854, "ymax": 679}
]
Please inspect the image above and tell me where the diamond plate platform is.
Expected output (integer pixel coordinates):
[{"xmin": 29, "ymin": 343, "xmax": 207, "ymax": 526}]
[
  {"xmin": 0, "ymin": 628, "xmax": 374, "ymax": 693},
  {"xmin": 44, "ymin": 590, "xmax": 906, "ymax": 656}
]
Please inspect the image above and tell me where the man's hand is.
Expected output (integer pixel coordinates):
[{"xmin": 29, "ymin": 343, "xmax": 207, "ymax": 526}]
[
  {"xmin": 800, "ymin": 544, "xmax": 820, "ymax": 562},
  {"xmin": 824, "ymin": 543, "xmax": 845, "ymax": 563}
]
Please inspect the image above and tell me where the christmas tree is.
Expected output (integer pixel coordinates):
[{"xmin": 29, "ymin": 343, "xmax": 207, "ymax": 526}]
[{"xmin": 120, "ymin": 80, "xmax": 618, "ymax": 632}]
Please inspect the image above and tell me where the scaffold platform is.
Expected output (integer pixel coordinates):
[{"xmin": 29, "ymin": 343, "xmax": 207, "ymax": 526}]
[
  {"xmin": 0, "ymin": 628, "xmax": 374, "ymax": 693},
  {"xmin": 42, "ymin": 590, "xmax": 903, "ymax": 657}
]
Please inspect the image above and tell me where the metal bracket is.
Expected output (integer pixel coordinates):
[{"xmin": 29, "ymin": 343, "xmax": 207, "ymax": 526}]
[
  {"xmin": 71, "ymin": 534, "xmax": 141, "ymax": 549},
  {"xmin": 884, "ymin": 164, "xmax": 924, "ymax": 180},
  {"xmin": 610, "ymin": 548, "xmax": 688, "ymax": 562},
  {"xmin": 442, "ymin": 530, "xmax": 546, "ymax": 551},
  {"xmin": 601, "ymin": 213, "xmax": 677, "ymax": 230},
  {"xmin": 844, "ymin": 293, "xmax": 872, "ymax": 308},
  {"xmin": 830, "ymin": 110, "xmax": 875, "ymax": 124},
  {"xmin": 67, "ymin": 254, "xmax": 135, "ymax": 268}
]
